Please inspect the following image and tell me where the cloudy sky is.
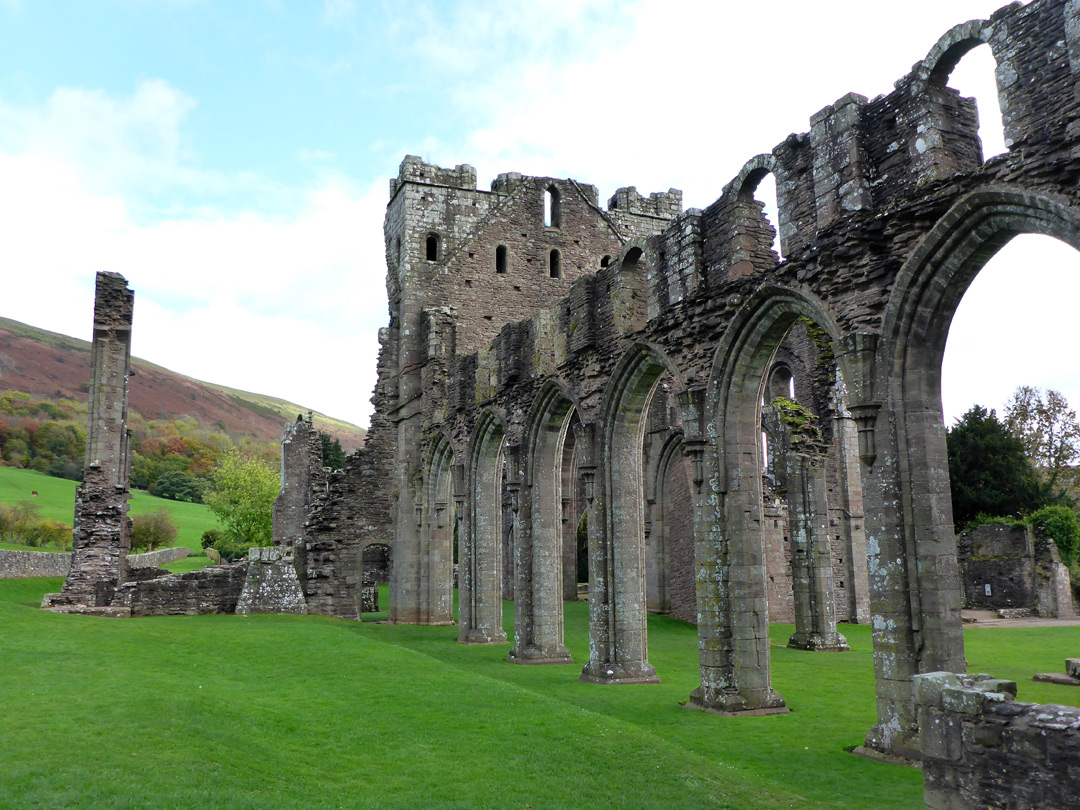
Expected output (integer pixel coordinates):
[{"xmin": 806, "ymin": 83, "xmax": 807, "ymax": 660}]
[{"xmin": 1, "ymin": 0, "xmax": 1076, "ymax": 429}]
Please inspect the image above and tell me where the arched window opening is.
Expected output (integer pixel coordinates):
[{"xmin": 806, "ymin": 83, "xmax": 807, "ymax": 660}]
[
  {"xmin": 942, "ymin": 234, "xmax": 1080, "ymax": 428},
  {"xmin": 745, "ymin": 171, "xmax": 783, "ymax": 260},
  {"xmin": 426, "ymin": 233, "xmax": 440, "ymax": 262},
  {"xmin": 767, "ymin": 365, "xmax": 795, "ymax": 402},
  {"xmin": 600, "ymin": 255, "xmax": 611, "ymax": 268},
  {"xmin": 549, "ymin": 249, "xmax": 561, "ymax": 278},
  {"xmin": 544, "ymin": 185, "xmax": 561, "ymax": 228},
  {"xmin": 934, "ymin": 42, "xmax": 1006, "ymax": 161},
  {"xmin": 624, "ymin": 247, "xmax": 643, "ymax": 267},
  {"xmin": 495, "ymin": 245, "xmax": 507, "ymax": 274}
]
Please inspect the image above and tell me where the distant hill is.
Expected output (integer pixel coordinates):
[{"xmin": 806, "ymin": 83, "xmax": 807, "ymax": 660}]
[{"xmin": 0, "ymin": 316, "xmax": 365, "ymax": 452}]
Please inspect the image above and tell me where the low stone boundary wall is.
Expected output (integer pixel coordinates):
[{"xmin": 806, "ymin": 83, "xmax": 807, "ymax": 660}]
[
  {"xmin": 0, "ymin": 549, "xmax": 71, "ymax": 579},
  {"xmin": 128, "ymin": 547, "xmax": 191, "ymax": 568},
  {"xmin": 915, "ymin": 671, "xmax": 1080, "ymax": 810},
  {"xmin": 1, "ymin": 546, "xmax": 192, "ymax": 579},
  {"xmin": 111, "ymin": 561, "xmax": 248, "ymax": 616}
]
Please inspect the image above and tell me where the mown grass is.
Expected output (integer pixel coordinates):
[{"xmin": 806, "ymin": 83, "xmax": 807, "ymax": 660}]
[
  {"xmin": 3, "ymin": 578, "xmax": 1077, "ymax": 810},
  {"xmin": 0, "ymin": 466, "xmax": 220, "ymax": 550}
]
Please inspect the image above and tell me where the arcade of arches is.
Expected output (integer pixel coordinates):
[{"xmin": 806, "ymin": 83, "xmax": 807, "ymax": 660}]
[{"xmin": 281, "ymin": 0, "xmax": 1080, "ymax": 765}]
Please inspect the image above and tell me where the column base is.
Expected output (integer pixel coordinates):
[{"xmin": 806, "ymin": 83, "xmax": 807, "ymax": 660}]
[
  {"xmin": 787, "ymin": 631, "xmax": 850, "ymax": 652},
  {"xmin": 506, "ymin": 645, "xmax": 574, "ymax": 665},
  {"xmin": 579, "ymin": 660, "xmax": 661, "ymax": 684},
  {"xmin": 685, "ymin": 685, "xmax": 788, "ymax": 716},
  {"xmin": 458, "ymin": 628, "xmax": 508, "ymax": 645},
  {"xmin": 863, "ymin": 722, "xmax": 922, "ymax": 762}
]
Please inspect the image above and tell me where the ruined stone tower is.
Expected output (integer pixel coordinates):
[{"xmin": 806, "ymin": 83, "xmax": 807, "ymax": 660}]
[{"xmin": 43, "ymin": 272, "xmax": 134, "ymax": 613}]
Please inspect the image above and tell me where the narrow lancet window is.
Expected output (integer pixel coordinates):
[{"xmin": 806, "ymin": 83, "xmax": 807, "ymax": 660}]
[
  {"xmin": 496, "ymin": 245, "xmax": 507, "ymax": 274},
  {"xmin": 549, "ymin": 249, "xmax": 561, "ymax": 278},
  {"xmin": 426, "ymin": 233, "xmax": 439, "ymax": 261}
]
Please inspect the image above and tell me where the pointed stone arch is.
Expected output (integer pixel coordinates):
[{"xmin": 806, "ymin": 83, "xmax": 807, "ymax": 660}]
[
  {"xmin": 692, "ymin": 285, "xmax": 847, "ymax": 715},
  {"xmin": 851, "ymin": 187, "xmax": 1080, "ymax": 754}
]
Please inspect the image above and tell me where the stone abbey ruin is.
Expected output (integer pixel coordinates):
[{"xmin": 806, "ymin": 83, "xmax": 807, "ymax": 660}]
[{"xmin": 38, "ymin": 1, "xmax": 1080, "ymax": 806}]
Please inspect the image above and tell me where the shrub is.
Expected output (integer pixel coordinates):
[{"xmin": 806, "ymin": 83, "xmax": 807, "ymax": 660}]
[
  {"xmin": 212, "ymin": 534, "xmax": 254, "ymax": 562},
  {"xmin": 37, "ymin": 519, "xmax": 72, "ymax": 550},
  {"xmin": 1029, "ymin": 505, "xmax": 1080, "ymax": 567},
  {"xmin": 130, "ymin": 510, "xmax": 178, "ymax": 553},
  {"xmin": 200, "ymin": 529, "xmax": 224, "ymax": 549}
]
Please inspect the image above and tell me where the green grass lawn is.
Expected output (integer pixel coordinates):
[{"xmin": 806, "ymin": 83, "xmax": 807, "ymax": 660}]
[
  {"xmin": 2, "ymin": 578, "xmax": 1077, "ymax": 810},
  {"xmin": 0, "ymin": 466, "xmax": 220, "ymax": 550}
]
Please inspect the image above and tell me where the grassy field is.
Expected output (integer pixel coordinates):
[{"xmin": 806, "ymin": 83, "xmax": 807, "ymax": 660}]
[
  {"xmin": 0, "ymin": 466, "xmax": 220, "ymax": 550},
  {"xmin": 2, "ymin": 578, "xmax": 1077, "ymax": 810}
]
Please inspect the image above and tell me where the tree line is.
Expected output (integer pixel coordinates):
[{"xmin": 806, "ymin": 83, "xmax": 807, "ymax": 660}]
[{"xmin": 947, "ymin": 385, "xmax": 1080, "ymax": 566}]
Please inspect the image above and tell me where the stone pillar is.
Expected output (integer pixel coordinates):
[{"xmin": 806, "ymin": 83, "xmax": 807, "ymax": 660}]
[
  {"xmin": 458, "ymin": 421, "xmax": 507, "ymax": 645},
  {"xmin": 855, "ymin": 404, "xmax": 922, "ymax": 759},
  {"xmin": 508, "ymin": 445, "xmax": 572, "ymax": 664},
  {"xmin": 786, "ymin": 453, "xmax": 849, "ymax": 652},
  {"xmin": 687, "ymin": 400, "xmax": 786, "ymax": 716},
  {"xmin": 424, "ymin": 498, "xmax": 454, "ymax": 625},
  {"xmin": 579, "ymin": 419, "xmax": 659, "ymax": 685},
  {"xmin": 834, "ymin": 413, "xmax": 871, "ymax": 623},
  {"xmin": 43, "ymin": 272, "xmax": 134, "ymax": 614},
  {"xmin": 810, "ymin": 93, "xmax": 871, "ymax": 231}
]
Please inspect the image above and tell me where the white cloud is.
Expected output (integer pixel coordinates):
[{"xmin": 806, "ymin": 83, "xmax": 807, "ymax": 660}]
[
  {"xmin": 322, "ymin": 0, "xmax": 356, "ymax": 27},
  {"xmin": 0, "ymin": 82, "xmax": 389, "ymax": 427}
]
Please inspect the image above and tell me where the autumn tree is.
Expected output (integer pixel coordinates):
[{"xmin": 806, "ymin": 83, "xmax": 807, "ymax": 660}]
[
  {"xmin": 1004, "ymin": 385, "xmax": 1080, "ymax": 499},
  {"xmin": 203, "ymin": 451, "xmax": 279, "ymax": 548}
]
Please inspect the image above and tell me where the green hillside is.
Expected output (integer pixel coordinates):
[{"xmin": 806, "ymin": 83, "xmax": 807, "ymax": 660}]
[{"xmin": 0, "ymin": 467, "xmax": 220, "ymax": 551}]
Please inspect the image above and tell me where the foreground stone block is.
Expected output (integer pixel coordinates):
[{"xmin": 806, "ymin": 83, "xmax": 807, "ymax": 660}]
[{"xmin": 237, "ymin": 546, "xmax": 307, "ymax": 615}]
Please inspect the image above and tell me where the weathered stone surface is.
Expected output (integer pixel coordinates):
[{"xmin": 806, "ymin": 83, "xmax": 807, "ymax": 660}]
[
  {"xmin": 916, "ymin": 671, "xmax": 1080, "ymax": 810},
  {"xmin": 2, "ymin": 546, "xmax": 189, "ymax": 580},
  {"xmin": 236, "ymin": 546, "xmax": 307, "ymax": 615},
  {"xmin": 0, "ymin": 549, "xmax": 72, "ymax": 579},
  {"xmin": 43, "ymin": 272, "xmax": 135, "ymax": 612},
  {"xmin": 111, "ymin": 561, "xmax": 248, "ymax": 617},
  {"xmin": 270, "ymin": 3, "xmax": 1079, "ymax": 792},
  {"xmin": 958, "ymin": 523, "xmax": 1075, "ymax": 617}
]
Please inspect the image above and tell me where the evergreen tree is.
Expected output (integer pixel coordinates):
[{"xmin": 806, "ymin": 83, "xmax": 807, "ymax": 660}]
[
  {"xmin": 318, "ymin": 432, "xmax": 347, "ymax": 470},
  {"xmin": 947, "ymin": 405, "xmax": 1045, "ymax": 527}
]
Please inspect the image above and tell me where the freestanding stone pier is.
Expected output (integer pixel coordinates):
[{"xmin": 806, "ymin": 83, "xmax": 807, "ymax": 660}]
[{"xmin": 43, "ymin": 272, "xmax": 135, "ymax": 614}]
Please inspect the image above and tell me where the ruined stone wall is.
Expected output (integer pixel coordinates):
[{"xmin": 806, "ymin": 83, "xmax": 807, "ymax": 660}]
[
  {"xmin": 959, "ymin": 524, "xmax": 1074, "ymax": 617},
  {"xmin": 915, "ymin": 671, "xmax": 1080, "ymax": 810},
  {"xmin": 127, "ymin": 547, "xmax": 191, "ymax": 569},
  {"xmin": 112, "ymin": 561, "xmax": 248, "ymax": 617},
  {"xmin": 2, "ymin": 547, "xmax": 190, "ymax": 579},
  {"xmin": 405, "ymin": 0, "xmax": 1080, "ymax": 753},
  {"xmin": 272, "ymin": 413, "xmax": 325, "ymax": 547},
  {"xmin": 0, "ymin": 549, "xmax": 72, "ymax": 579},
  {"xmin": 958, "ymin": 524, "xmax": 1037, "ymax": 610}
]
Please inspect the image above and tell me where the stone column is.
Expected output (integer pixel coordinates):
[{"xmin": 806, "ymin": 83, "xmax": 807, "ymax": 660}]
[
  {"xmin": 786, "ymin": 453, "xmax": 849, "ymax": 652},
  {"xmin": 508, "ymin": 454, "xmax": 572, "ymax": 664},
  {"xmin": 458, "ymin": 422, "xmax": 507, "ymax": 645},
  {"xmin": 687, "ymin": 406, "xmax": 786, "ymax": 715},
  {"xmin": 579, "ymin": 421, "xmax": 659, "ymax": 685},
  {"xmin": 43, "ymin": 272, "xmax": 134, "ymax": 614}
]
